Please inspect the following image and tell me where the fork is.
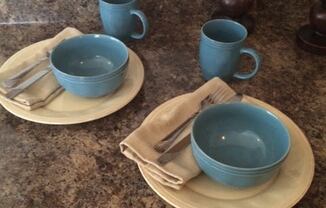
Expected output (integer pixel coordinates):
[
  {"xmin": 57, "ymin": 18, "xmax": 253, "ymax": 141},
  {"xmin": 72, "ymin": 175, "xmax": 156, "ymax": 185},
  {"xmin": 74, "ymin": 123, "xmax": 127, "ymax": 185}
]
[{"xmin": 153, "ymin": 86, "xmax": 236, "ymax": 153}]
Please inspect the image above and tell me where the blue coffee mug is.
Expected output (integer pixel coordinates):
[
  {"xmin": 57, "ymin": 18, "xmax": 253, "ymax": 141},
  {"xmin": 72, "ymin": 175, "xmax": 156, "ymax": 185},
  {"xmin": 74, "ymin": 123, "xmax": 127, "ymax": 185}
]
[
  {"xmin": 199, "ymin": 19, "xmax": 261, "ymax": 81},
  {"xmin": 99, "ymin": 0, "xmax": 149, "ymax": 41}
]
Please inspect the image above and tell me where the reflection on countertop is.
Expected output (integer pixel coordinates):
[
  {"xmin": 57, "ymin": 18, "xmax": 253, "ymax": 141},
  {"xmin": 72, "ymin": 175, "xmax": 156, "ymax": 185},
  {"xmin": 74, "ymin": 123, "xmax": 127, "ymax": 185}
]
[{"xmin": 0, "ymin": 0, "xmax": 325, "ymax": 207}]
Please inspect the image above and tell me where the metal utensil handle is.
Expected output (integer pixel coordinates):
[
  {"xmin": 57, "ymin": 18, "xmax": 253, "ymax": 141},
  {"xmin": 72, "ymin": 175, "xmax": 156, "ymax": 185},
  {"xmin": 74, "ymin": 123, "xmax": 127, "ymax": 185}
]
[
  {"xmin": 5, "ymin": 68, "xmax": 51, "ymax": 99},
  {"xmin": 162, "ymin": 93, "xmax": 243, "ymax": 145},
  {"xmin": 156, "ymin": 94, "xmax": 244, "ymax": 164},
  {"xmin": 154, "ymin": 114, "xmax": 196, "ymax": 152},
  {"xmin": 2, "ymin": 57, "xmax": 48, "ymax": 87},
  {"xmin": 157, "ymin": 134, "xmax": 192, "ymax": 165}
]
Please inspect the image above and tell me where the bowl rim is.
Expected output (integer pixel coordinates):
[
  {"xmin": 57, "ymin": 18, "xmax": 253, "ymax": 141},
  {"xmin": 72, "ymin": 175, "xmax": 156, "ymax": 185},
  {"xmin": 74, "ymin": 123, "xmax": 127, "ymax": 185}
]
[
  {"xmin": 191, "ymin": 102, "xmax": 291, "ymax": 172},
  {"xmin": 50, "ymin": 34, "xmax": 129, "ymax": 81}
]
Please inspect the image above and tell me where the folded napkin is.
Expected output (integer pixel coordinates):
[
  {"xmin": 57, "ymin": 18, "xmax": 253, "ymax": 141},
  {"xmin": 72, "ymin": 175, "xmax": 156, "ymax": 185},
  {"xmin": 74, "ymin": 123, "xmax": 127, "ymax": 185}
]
[
  {"xmin": 0, "ymin": 27, "xmax": 83, "ymax": 110},
  {"xmin": 120, "ymin": 78, "xmax": 237, "ymax": 190}
]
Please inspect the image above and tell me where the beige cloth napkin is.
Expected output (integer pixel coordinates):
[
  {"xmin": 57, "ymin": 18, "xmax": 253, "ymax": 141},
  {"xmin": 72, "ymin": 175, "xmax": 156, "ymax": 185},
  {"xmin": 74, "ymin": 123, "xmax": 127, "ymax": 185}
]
[
  {"xmin": 120, "ymin": 78, "xmax": 237, "ymax": 190},
  {"xmin": 0, "ymin": 27, "xmax": 83, "ymax": 110}
]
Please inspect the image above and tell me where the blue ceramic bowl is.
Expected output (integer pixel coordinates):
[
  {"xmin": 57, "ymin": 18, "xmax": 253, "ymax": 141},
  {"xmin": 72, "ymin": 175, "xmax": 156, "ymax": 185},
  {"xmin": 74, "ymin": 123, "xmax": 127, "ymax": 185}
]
[
  {"xmin": 50, "ymin": 34, "xmax": 129, "ymax": 97},
  {"xmin": 191, "ymin": 103, "xmax": 290, "ymax": 188}
]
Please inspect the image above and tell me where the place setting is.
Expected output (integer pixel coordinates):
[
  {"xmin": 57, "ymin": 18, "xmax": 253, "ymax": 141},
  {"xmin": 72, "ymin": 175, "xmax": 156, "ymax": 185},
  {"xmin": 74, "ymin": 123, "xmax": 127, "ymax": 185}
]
[{"xmin": 0, "ymin": 0, "xmax": 149, "ymax": 124}]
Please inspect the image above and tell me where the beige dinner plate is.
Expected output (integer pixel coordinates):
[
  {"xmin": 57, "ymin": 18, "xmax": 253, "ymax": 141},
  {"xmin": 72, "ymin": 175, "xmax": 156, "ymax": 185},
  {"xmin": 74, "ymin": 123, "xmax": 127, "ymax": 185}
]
[
  {"xmin": 139, "ymin": 95, "xmax": 314, "ymax": 208},
  {"xmin": 0, "ymin": 40, "xmax": 144, "ymax": 125}
]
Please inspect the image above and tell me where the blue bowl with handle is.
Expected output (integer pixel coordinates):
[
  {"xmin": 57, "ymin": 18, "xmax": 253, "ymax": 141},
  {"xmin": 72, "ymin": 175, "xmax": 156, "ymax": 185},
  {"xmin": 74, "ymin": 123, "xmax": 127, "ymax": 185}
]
[
  {"xmin": 191, "ymin": 103, "xmax": 290, "ymax": 188},
  {"xmin": 50, "ymin": 34, "xmax": 129, "ymax": 97}
]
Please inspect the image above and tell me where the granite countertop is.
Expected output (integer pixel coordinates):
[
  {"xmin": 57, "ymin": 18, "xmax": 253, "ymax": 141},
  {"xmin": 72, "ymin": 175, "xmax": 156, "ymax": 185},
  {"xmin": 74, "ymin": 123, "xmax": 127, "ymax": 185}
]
[{"xmin": 0, "ymin": 0, "xmax": 325, "ymax": 207}]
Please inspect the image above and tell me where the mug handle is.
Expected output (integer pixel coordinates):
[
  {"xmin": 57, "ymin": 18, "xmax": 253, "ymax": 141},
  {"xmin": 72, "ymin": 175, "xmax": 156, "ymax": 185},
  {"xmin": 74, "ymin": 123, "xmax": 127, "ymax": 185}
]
[
  {"xmin": 130, "ymin": 10, "xmax": 149, "ymax": 40},
  {"xmin": 233, "ymin": 48, "xmax": 261, "ymax": 80}
]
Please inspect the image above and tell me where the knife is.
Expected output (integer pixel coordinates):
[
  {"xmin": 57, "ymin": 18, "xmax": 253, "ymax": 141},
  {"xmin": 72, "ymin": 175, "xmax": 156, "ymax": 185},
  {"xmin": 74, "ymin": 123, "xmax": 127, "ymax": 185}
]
[
  {"xmin": 5, "ymin": 68, "xmax": 51, "ymax": 99},
  {"xmin": 157, "ymin": 134, "xmax": 191, "ymax": 165},
  {"xmin": 156, "ymin": 93, "xmax": 244, "ymax": 165}
]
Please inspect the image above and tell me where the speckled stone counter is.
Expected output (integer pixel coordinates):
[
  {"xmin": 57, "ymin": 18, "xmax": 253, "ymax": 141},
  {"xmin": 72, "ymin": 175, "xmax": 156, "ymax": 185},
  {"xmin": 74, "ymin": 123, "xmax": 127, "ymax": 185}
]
[{"xmin": 0, "ymin": 0, "xmax": 325, "ymax": 207}]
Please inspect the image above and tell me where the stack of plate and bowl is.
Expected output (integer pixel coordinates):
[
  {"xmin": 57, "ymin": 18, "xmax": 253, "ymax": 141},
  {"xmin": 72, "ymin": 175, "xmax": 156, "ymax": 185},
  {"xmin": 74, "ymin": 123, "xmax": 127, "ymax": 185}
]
[
  {"xmin": 50, "ymin": 34, "xmax": 129, "ymax": 97},
  {"xmin": 191, "ymin": 103, "xmax": 291, "ymax": 188}
]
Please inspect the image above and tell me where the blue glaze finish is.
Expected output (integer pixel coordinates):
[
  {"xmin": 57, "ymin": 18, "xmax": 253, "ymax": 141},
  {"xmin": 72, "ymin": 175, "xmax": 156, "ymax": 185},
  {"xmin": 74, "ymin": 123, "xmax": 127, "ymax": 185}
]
[
  {"xmin": 50, "ymin": 34, "xmax": 129, "ymax": 97},
  {"xmin": 53, "ymin": 70, "xmax": 126, "ymax": 97},
  {"xmin": 192, "ymin": 148, "xmax": 280, "ymax": 188},
  {"xmin": 99, "ymin": 0, "xmax": 149, "ymax": 41},
  {"xmin": 191, "ymin": 103, "xmax": 291, "ymax": 187},
  {"xmin": 199, "ymin": 19, "xmax": 261, "ymax": 81}
]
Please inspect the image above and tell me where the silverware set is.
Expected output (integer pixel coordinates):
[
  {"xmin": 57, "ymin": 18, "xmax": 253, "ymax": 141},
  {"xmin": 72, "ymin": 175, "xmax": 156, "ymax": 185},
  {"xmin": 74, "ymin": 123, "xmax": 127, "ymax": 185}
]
[
  {"xmin": 2, "ymin": 55, "xmax": 49, "ymax": 88},
  {"xmin": 2, "ymin": 50, "xmax": 57, "ymax": 99},
  {"xmin": 5, "ymin": 67, "xmax": 51, "ymax": 99}
]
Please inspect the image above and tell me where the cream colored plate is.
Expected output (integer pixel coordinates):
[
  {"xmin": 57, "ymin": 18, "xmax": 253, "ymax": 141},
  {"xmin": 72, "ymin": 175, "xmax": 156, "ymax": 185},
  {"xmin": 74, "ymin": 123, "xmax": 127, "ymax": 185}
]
[
  {"xmin": 0, "ymin": 40, "xmax": 144, "ymax": 124},
  {"xmin": 139, "ymin": 95, "xmax": 314, "ymax": 208}
]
